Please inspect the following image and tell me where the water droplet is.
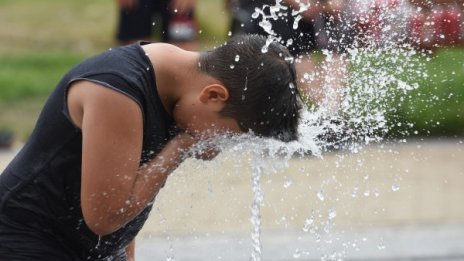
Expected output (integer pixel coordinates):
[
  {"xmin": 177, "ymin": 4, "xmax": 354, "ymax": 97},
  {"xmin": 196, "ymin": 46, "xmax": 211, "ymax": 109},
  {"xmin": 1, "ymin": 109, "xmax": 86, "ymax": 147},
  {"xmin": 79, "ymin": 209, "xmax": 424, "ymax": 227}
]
[
  {"xmin": 261, "ymin": 45, "xmax": 268, "ymax": 53},
  {"xmin": 283, "ymin": 178, "xmax": 292, "ymax": 189},
  {"xmin": 317, "ymin": 191, "xmax": 325, "ymax": 201},
  {"xmin": 293, "ymin": 249, "xmax": 301, "ymax": 258},
  {"xmin": 302, "ymin": 217, "xmax": 314, "ymax": 232},
  {"xmin": 95, "ymin": 235, "xmax": 102, "ymax": 248},
  {"xmin": 230, "ymin": 64, "xmax": 235, "ymax": 69},
  {"xmin": 284, "ymin": 56, "xmax": 294, "ymax": 63},
  {"xmin": 391, "ymin": 183, "xmax": 400, "ymax": 191},
  {"xmin": 293, "ymin": 15, "xmax": 302, "ymax": 29},
  {"xmin": 328, "ymin": 208, "xmax": 337, "ymax": 220},
  {"xmin": 228, "ymin": 31, "xmax": 232, "ymax": 36},
  {"xmin": 251, "ymin": 11, "xmax": 259, "ymax": 19},
  {"xmin": 235, "ymin": 55, "xmax": 240, "ymax": 62},
  {"xmin": 378, "ymin": 243, "xmax": 386, "ymax": 250},
  {"xmin": 173, "ymin": 9, "xmax": 178, "ymax": 13},
  {"xmin": 286, "ymin": 38, "xmax": 293, "ymax": 46}
]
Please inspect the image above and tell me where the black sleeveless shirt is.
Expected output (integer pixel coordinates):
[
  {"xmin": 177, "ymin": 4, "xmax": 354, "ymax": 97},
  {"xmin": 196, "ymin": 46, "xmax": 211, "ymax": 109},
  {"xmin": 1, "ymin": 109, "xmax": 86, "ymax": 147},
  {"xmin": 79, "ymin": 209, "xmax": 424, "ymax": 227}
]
[{"xmin": 0, "ymin": 42, "xmax": 176, "ymax": 260}]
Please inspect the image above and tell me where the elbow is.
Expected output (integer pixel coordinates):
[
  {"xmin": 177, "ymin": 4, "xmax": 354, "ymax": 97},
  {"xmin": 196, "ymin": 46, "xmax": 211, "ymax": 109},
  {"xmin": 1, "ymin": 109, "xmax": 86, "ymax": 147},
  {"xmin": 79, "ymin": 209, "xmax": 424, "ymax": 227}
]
[
  {"xmin": 86, "ymin": 221, "xmax": 119, "ymax": 236},
  {"xmin": 80, "ymin": 195, "xmax": 142, "ymax": 236},
  {"xmin": 82, "ymin": 209, "xmax": 125, "ymax": 236}
]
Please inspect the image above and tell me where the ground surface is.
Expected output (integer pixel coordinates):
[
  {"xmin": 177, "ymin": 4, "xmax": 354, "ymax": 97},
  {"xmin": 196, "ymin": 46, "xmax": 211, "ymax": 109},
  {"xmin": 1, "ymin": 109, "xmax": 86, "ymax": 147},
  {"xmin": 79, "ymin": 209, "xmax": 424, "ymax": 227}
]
[{"xmin": 1, "ymin": 138, "xmax": 463, "ymax": 260}]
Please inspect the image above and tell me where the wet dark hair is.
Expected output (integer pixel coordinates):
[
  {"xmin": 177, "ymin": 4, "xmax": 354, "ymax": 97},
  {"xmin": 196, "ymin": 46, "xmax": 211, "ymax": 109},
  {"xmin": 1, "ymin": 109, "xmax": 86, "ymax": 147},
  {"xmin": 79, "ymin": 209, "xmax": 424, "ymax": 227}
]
[{"xmin": 199, "ymin": 34, "xmax": 301, "ymax": 142}]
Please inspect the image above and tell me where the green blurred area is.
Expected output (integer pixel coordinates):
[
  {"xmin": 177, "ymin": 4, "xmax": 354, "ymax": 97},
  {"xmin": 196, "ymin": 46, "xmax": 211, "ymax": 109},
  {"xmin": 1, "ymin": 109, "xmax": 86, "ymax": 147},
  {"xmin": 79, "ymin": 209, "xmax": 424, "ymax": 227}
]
[
  {"xmin": 346, "ymin": 47, "xmax": 464, "ymax": 138},
  {"xmin": 0, "ymin": 0, "xmax": 463, "ymax": 141},
  {"xmin": 397, "ymin": 48, "xmax": 464, "ymax": 137}
]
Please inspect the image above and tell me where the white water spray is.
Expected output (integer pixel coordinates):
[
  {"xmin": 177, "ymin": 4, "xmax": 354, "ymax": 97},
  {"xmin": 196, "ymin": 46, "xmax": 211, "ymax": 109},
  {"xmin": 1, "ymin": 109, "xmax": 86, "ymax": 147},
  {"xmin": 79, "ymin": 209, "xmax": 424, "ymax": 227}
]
[{"xmin": 223, "ymin": 0, "xmax": 429, "ymax": 260}]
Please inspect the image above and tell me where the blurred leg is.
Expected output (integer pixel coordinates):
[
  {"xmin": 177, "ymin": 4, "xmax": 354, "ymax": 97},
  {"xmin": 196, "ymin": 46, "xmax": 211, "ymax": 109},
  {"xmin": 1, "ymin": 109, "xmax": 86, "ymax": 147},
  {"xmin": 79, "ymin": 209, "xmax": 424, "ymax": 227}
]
[{"xmin": 116, "ymin": 0, "xmax": 155, "ymax": 45}]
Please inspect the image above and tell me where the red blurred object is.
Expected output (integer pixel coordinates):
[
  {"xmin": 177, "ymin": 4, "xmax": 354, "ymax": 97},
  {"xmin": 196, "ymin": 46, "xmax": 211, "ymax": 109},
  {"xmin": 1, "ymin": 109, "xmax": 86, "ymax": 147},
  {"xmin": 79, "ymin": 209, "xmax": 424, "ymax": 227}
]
[
  {"xmin": 432, "ymin": 6, "xmax": 445, "ymax": 45},
  {"xmin": 442, "ymin": 5, "xmax": 462, "ymax": 44},
  {"xmin": 430, "ymin": 5, "xmax": 462, "ymax": 46},
  {"xmin": 407, "ymin": 4, "xmax": 464, "ymax": 49},
  {"xmin": 409, "ymin": 12, "xmax": 426, "ymax": 47},
  {"xmin": 356, "ymin": 0, "xmax": 464, "ymax": 48}
]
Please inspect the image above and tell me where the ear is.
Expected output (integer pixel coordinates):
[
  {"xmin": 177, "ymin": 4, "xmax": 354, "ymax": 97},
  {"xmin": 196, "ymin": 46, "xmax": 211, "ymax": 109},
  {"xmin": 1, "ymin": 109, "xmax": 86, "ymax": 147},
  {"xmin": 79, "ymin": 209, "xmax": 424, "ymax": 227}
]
[{"xmin": 199, "ymin": 84, "xmax": 229, "ymax": 104}]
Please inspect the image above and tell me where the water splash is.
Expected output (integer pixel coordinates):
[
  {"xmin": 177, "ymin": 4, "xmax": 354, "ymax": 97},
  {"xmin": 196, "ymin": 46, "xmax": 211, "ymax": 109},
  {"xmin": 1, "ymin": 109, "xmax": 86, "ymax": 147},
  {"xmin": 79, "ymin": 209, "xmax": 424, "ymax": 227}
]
[
  {"xmin": 155, "ymin": 0, "xmax": 439, "ymax": 260},
  {"xmin": 223, "ymin": 1, "xmax": 430, "ymax": 260}
]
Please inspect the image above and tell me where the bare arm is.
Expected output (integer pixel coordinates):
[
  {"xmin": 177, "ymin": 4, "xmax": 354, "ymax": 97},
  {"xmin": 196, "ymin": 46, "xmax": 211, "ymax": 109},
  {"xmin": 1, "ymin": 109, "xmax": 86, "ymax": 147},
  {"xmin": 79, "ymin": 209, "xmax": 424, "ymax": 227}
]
[{"xmin": 68, "ymin": 81, "xmax": 195, "ymax": 235}]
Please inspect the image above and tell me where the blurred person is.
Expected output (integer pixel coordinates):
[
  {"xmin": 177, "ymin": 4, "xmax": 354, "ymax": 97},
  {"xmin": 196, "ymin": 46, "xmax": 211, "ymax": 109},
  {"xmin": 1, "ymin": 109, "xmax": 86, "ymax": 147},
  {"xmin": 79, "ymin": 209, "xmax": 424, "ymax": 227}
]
[
  {"xmin": 0, "ymin": 34, "xmax": 301, "ymax": 260},
  {"xmin": 228, "ymin": 0, "xmax": 354, "ymax": 115},
  {"xmin": 116, "ymin": 0, "xmax": 199, "ymax": 50}
]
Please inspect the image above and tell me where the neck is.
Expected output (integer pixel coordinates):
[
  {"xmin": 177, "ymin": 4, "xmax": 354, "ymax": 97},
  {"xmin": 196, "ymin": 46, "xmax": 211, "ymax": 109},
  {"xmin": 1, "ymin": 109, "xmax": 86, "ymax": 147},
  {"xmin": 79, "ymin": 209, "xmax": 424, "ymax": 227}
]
[{"xmin": 142, "ymin": 43, "xmax": 205, "ymax": 115}]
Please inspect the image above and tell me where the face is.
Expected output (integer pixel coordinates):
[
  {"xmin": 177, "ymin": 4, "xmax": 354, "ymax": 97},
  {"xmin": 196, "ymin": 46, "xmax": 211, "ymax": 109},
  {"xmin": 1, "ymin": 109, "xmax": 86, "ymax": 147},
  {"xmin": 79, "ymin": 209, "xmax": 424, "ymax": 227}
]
[{"xmin": 172, "ymin": 86, "xmax": 242, "ymax": 138}]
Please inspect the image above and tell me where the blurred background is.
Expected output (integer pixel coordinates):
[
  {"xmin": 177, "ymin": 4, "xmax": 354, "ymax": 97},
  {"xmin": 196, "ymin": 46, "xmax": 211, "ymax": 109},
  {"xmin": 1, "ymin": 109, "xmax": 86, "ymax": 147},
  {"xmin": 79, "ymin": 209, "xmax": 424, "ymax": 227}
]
[
  {"xmin": 0, "ymin": 0, "xmax": 463, "ymax": 260},
  {"xmin": 0, "ymin": 0, "xmax": 231, "ymax": 143}
]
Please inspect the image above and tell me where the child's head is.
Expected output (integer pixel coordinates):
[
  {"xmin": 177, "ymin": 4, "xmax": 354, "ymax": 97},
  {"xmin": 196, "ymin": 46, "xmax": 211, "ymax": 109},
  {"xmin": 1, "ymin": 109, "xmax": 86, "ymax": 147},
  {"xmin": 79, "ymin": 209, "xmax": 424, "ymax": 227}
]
[{"xmin": 199, "ymin": 34, "xmax": 301, "ymax": 142}]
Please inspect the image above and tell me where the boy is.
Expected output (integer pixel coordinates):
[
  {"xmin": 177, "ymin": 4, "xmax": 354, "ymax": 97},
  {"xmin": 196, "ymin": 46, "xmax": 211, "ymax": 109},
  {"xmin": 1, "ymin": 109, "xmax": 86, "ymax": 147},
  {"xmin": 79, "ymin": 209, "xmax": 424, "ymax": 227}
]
[{"xmin": 0, "ymin": 34, "xmax": 301, "ymax": 260}]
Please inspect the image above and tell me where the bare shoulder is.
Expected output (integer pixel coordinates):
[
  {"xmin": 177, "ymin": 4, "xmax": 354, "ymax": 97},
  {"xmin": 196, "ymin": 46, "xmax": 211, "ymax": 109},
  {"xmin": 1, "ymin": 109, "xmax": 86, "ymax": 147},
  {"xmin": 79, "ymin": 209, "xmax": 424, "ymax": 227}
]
[
  {"xmin": 67, "ymin": 80, "xmax": 143, "ymax": 130},
  {"xmin": 142, "ymin": 42, "xmax": 181, "ymax": 54}
]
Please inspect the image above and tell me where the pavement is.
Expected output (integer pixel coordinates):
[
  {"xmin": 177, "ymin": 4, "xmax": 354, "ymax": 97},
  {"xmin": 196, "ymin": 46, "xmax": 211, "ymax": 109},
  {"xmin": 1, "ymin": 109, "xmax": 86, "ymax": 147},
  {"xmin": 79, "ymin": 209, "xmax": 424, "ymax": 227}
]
[
  {"xmin": 135, "ymin": 224, "xmax": 464, "ymax": 261},
  {"xmin": 1, "ymin": 138, "xmax": 464, "ymax": 260}
]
